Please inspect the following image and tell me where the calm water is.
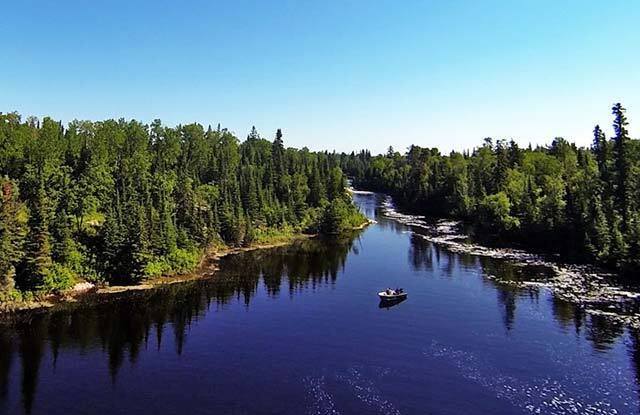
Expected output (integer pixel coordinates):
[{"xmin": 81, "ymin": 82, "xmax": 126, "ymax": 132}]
[{"xmin": 1, "ymin": 193, "xmax": 638, "ymax": 415}]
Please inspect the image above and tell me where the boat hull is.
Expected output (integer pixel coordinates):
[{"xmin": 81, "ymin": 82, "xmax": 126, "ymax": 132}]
[{"xmin": 378, "ymin": 292, "xmax": 408, "ymax": 301}]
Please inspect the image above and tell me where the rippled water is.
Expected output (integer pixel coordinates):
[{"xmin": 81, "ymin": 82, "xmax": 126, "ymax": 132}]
[{"xmin": 0, "ymin": 193, "xmax": 638, "ymax": 414}]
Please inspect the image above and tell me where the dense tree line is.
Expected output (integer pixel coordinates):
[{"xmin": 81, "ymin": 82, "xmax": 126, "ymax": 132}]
[
  {"xmin": 342, "ymin": 103, "xmax": 640, "ymax": 274},
  {"xmin": 0, "ymin": 114, "xmax": 364, "ymax": 300}
]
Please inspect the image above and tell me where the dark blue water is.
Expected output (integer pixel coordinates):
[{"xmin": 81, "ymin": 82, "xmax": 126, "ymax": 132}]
[{"xmin": 0, "ymin": 193, "xmax": 638, "ymax": 414}]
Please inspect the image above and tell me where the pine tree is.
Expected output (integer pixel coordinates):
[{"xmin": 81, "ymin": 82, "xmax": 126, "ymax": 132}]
[
  {"xmin": 0, "ymin": 178, "xmax": 25, "ymax": 299},
  {"xmin": 586, "ymin": 195, "xmax": 611, "ymax": 262},
  {"xmin": 307, "ymin": 162, "xmax": 325, "ymax": 206},
  {"xmin": 272, "ymin": 129, "xmax": 286, "ymax": 198},
  {"xmin": 243, "ymin": 213, "xmax": 255, "ymax": 246},
  {"xmin": 626, "ymin": 213, "xmax": 640, "ymax": 271},
  {"xmin": 494, "ymin": 140, "xmax": 509, "ymax": 191},
  {"xmin": 592, "ymin": 125, "xmax": 606, "ymax": 168},
  {"xmin": 51, "ymin": 206, "xmax": 74, "ymax": 266},
  {"xmin": 612, "ymin": 103, "xmax": 631, "ymax": 230},
  {"xmin": 22, "ymin": 183, "xmax": 53, "ymax": 290},
  {"xmin": 507, "ymin": 139, "xmax": 522, "ymax": 167},
  {"xmin": 101, "ymin": 204, "xmax": 126, "ymax": 280}
]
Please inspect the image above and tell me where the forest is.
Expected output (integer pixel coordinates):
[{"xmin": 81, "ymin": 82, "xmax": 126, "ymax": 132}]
[
  {"xmin": 1, "ymin": 102, "xmax": 637, "ymax": 304},
  {"xmin": 341, "ymin": 103, "xmax": 640, "ymax": 275},
  {"xmin": 0, "ymin": 115, "xmax": 365, "ymax": 301}
]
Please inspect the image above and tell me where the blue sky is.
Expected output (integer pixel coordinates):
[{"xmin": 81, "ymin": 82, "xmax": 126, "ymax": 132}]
[{"xmin": 2, "ymin": 0, "xmax": 639, "ymax": 154}]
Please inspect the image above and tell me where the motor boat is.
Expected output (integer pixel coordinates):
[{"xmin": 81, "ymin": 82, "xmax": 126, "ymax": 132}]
[{"xmin": 378, "ymin": 288, "xmax": 407, "ymax": 301}]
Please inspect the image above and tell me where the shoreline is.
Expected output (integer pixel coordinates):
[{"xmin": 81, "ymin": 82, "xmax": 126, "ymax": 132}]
[
  {"xmin": 0, "ymin": 234, "xmax": 315, "ymax": 317},
  {"xmin": 0, "ymin": 219, "xmax": 373, "ymax": 318}
]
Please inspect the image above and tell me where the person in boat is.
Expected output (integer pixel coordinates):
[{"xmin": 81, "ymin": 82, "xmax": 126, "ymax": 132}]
[{"xmin": 386, "ymin": 288, "xmax": 392, "ymax": 295}]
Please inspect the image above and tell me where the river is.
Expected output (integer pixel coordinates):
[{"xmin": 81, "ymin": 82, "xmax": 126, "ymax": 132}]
[{"xmin": 0, "ymin": 192, "xmax": 638, "ymax": 414}]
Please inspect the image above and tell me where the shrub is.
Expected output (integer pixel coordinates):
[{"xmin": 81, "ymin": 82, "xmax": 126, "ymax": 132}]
[
  {"xmin": 39, "ymin": 263, "xmax": 76, "ymax": 293},
  {"xmin": 143, "ymin": 248, "xmax": 200, "ymax": 278},
  {"xmin": 143, "ymin": 258, "xmax": 172, "ymax": 278},
  {"xmin": 478, "ymin": 192, "xmax": 520, "ymax": 232},
  {"xmin": 9, "ymin": 289, "xmax": 23, "ymax": 302},
  {"xmin": 317, "ymin": 198, "xmax": 367, "ymax": 234},
  {"xmin": 167, "ymin": 248, "xmax": 200, "ymax": 273}
]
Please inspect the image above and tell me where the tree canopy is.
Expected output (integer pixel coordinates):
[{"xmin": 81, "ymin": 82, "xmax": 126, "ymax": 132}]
[
  {"xmin": 0, "ymin": 114, "xmax": 364, "ymax": 298},
  {"xmin": 341, "ymin": 104, "xmax": 640, "ymax": 274}
]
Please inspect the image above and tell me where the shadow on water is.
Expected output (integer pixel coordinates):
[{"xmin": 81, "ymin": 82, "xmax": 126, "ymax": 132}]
[
  {"xmin": 405, "ymin": 229, "xmax": 634, "ymax": 349},
  {"xmin": 402, "ymin": 218, "xmax": 640, "ymax": 407},
  {"xmin": 0, "ymin": 234, "xmax": 360, "ymax": 414},
  {"xmin": 378, "ymin": 297, "xmax": 407, "ymax": 310}
]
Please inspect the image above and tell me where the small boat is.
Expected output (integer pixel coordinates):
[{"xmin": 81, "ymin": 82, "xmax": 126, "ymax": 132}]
[{"xmin": 378, "ymin": 288, "xmax": 407, "ymax": 301}]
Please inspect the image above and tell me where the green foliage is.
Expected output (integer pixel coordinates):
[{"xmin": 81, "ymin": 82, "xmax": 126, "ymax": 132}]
[
  {"xmin": 318, "ymin": 197, "xmax": 368, "ymax": 234},
  {"xmin": 8, "ymin": 289, "xmax": 23, "ymax": 302},
  {"xmin": 143, "ymin": 258, "xmax": 172, "ymax": 278},
  {"xmin": 22, "ymin": 182, "xmax": 53, "ymax": 290},
  {"xmin": 478, "ymin": 192, "xmax": 520, "ymax": 232},
  {"xmin": 344, "ymin": 103, "xmax": 640, "ymax": 275},
  {"xmin": 167, "ymin": 248, "xmax": 201, "ymax": 274},
  {"xmin": 143, "ymin": 248, "xmax": 202, "ymax": 278},
  {"xmin": 0, "ymin": 177, "xmax": 26, "ymax": 300},
  {"xmin": 0, "ymin": 112, "xmax": 365, "ymax": 297},
  {"xmin": 252, "ymin": 225, "xmax": 296, "ymax": 245},
  {"xmin": 39, "ymin": 263, "xmax": 75, "ymax": 293}
]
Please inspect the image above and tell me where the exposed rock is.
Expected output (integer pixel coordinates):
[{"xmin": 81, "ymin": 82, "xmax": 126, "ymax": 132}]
[{"xmin": 71, "ymin": 282, "xmax": 95, "ymax": 293}]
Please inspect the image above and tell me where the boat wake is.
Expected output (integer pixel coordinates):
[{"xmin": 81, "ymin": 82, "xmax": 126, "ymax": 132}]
[
  {"xmin": 425, "ymin": 341, "xmax": 635, "ymax": 414},
  {"xmin": 304, "ymin": 375, "xmax": 340, "ymax": 415},
  {"xmin": 304, "ymin": 366, "xmax": 400, "ymax": 415}
]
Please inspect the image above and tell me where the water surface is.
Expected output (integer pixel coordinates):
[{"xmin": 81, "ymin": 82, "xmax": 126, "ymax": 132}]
[{"xmin": 1, "ymin": 193, "xmax": 638, "ymax": 414}]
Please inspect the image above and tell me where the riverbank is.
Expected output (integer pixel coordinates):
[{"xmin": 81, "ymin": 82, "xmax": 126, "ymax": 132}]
[
  {"xmin": 0, "ymin": 218, "xmax": 373, "ymax": 317},
  {"xmin": 0, "ymin": 234, "xmax": 315, "ymax": 316}
]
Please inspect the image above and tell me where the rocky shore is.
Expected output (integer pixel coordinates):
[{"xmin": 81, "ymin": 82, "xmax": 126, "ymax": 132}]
[{"xmin": 380, "ymin": 195, "xmax": 640, "ymax": 329}]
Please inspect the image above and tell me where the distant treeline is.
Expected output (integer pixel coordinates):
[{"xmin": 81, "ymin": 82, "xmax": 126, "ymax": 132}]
[
  {"xmin": 342, "ymin": 103, "xmax": 640, "ymax": 274},
  {"xmin": 0, "ymin": 114, "xmax": 364, "ymax": 299}
]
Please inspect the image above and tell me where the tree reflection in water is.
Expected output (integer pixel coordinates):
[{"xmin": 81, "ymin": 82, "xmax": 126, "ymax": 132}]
[
  {"xmin": 405, "ymin": 229, "xmax": 640, "ymax": 391},
  {"xmin": 0, "ymin": 234, "xmax": 359, "ymax": 414}
]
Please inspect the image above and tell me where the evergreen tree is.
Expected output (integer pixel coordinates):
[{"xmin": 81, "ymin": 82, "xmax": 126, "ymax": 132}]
[
  {"xmin": 612, "ymin": 103, "xmax": 631, "ymax": 229},
  {"xmin": 494, "ymin": 140, "xmax": 509, "ymax": 191},
  {"xmin": 0, "ymin": 178, "xmax": 24, "ymax": 299},
  {"xmin": 586, "ymin": 195, "xmax": 611, "ymax": 262},
  {"xmin": 22, "ymin": 183, "xmax": 52, "ymax": 290}
]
